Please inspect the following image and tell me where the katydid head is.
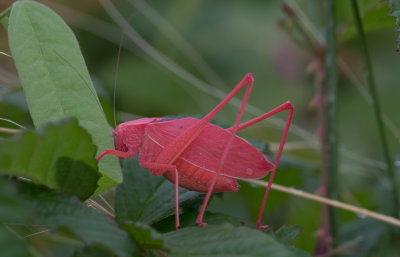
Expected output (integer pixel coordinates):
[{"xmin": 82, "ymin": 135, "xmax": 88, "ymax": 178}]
[{"xmin": 113, "ymin": 118, "xmax": 160, "ymax": 158}]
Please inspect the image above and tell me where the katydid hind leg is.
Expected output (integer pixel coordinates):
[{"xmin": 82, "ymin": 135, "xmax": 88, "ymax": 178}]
[
  {"xmin": 196, "ymin": 73, "xmax": 255, "ymax": 226},
  {"xmin": 228, "ymin": 101, "xmax": 294, "ymax": 229},
  {"xmin": 153, "ymin": 73, "xmax": 255, "ymax": 166}
]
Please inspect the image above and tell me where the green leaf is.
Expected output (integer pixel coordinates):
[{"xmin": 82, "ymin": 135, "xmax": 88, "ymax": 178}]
[
  {"xmin": 7, "ymin": 0, "xmax": 121, "ymax": 191},
  {"xmin": 115, "ymin": 157, "xmax": 200, "ymax": 225},
  {"xmin": 121, "ymin": 222, "xmax": 168, "ymax": 251},
  {"xmin": 0, "ymin": 6, "xmax": 10, "ymax": 29},
  {"xmin": 337, "ymin": 0, "xmax": 400, "ymax": 49},
  {"xmin": 0, "ymin": 178, "xmax": 34, "ymax": 257},
  {"xmin": 29, "ymin": 232, "xmax": 82, "ymax": 257},
  {"xmin": 267, "ymin": 225, "xmax": 303, "ymax": 245},
  {"xmin": 163, "ymin": 223, "xmax": 311, "ymax": 257},
  {"xmin": 339, "ymin": 3, "xmax": 395, "ymax": 42},
  {"xmin": 153, "ymin": 210, "xmax": 243, "ymax": 233},
  {"xmin": 387, "ymin": 0, "xmax": 400, "ymax": 49},
  {"xmin": 21, "ymin": 184, "xmax": 137, "ymax": 257},
  {"xmin": 0, "ymin": 118, "xmax": 100, "ymax": 201},
  {"xmin": 73, "ymin": 246, "xmax": 114, "ymax": 257},
  {"xmin": 0, "ymin": 227, "xmax": 34, "ymax": 257}
]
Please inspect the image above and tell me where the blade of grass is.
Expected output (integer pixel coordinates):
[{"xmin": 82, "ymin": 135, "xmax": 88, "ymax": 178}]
[
  {"xmin": 127, "ymin": 0, "xmax": 226, "ymax": 89},
  {"xmin": 350, "ymin": 0, "xmax": 399, "ymax": 218}
]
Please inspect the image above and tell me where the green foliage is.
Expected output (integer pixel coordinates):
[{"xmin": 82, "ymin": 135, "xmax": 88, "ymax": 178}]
[
  {"xmin": 0, "ymin": 160, "xmax": 311, "ymax": 257},
  {"xmin": 0, "ymin": 227, "xmax": 33, "ymax": 257},
  {"xmin": 163, "ymin": 223, "xmax": 310, "ymax": 257},
  {"xmin": 115, "ymin": 157, "xmax": 200, "ymax": 225},
  {"xmin": 21, "ymin": 184, "xmax": 137, "ymax": 257},
  {"xmin": 339, "ymin": 3, "xmax": 395, "ymax": 41},
  {"xmin": 7, "ymin": 0, "xmax": 121, "ymax": 192},
  {"xmin": 73, "ymin": 246, "xmax": 114, "ymax": 257},
  {"xmin": 121, "ymin": 222, "xmax": 168, "ymax": 252},
  {"xmin": 0, "ymin": 118, "xmax": 100, "ymax": 201},
  {"xmin": 268, "ymin": 225, "xmax": 304, "ymax": 245},
  {"xmin": 3, "ymin": 0, "xmax": 400, "ymax": 256},
  {"xmin": 0, "ymin": 178, "xmax": 34, "ymax": 257},
  {"xmin": 387, "ymin": 0, "xmax": 400, "ymax": 35}
]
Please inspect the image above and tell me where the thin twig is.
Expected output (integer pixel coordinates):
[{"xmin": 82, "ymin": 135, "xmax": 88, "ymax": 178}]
[
  {"xmin": 0, "ymin": 118, "xmax": 26, "ymax": 129},
  {"xmin": 269, "ymin": 140, "xmax": 318, "ymax": 151},
  {"xmin": 243, "ymin": 179, "xmax": 400, "ymax": 227},
  {"xmin": 0, "ymin": 51, "xmax": 12, "ymax": 58},
  {"xmin": 21, "ymin": 229, "xmax": 50, "ymax": 239},
  {"xmin": 85, "ymin": 199, "xmax": 115, "ymax": 218},
  {"xmin": 98, "ymin": 194, "xmax": 115, "ymax": 212},
  {"xmin": 0, "ymin": 127, "xmax": 20, "ymax": 134}
]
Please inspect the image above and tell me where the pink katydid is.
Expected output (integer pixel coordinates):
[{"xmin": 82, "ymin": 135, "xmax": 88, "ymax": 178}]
[{"xmin": 97, "ymin": 73, "xmax": 293, "ymax": 230}]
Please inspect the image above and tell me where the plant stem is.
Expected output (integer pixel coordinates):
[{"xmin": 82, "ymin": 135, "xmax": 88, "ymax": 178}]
[
  {"xmin": 350, "ymin": 0, "xmax": 399, "ymax": 218},
  {"xmin": 324, "ymin": 0, "xmax": 340, "ymax": 246},
  {"xmin": 0, "ymin": 127, "xmax": 20, "ymax": 134},
  {"xmin": 243, "ymin": 179, "xmax": 400, "ymax": 228}
]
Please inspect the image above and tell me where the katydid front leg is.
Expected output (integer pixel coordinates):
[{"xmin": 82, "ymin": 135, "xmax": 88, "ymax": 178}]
[{"xmin": 97, "ymin": 149, "xmax": 132, "ymax": 160}]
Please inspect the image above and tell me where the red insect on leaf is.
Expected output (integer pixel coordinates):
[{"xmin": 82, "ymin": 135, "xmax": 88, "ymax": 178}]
[{"xmin": 97, "ymin": 73, "xmax": 293, "ymax": 230}]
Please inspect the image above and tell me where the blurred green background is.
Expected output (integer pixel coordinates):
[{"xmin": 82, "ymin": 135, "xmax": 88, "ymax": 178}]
[{"xmin": 1, "ymin": 0, "xmax": 400, "ymax": 254}]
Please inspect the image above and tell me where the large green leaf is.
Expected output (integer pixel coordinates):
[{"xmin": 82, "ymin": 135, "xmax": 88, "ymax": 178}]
[
  {"xmin": 0, "ymin": 118, "xmax": 100, "ymax": 201},
  {"xmin": 115, "ymin": 158, "xmax": 200, "ymax": 225},
  {"xmin": 73, "ymin": 246, "xmax": 114, "ymax": 257},
  {"xmin": 7, "ymin": 0, "xmax": 121, "ymax": 191},
  {"xmin": 153, "ymin": 210, "xmax": 243, "ymax": 233},
  {"xmin": 21, "ymin": 184, "xmax": 137, "ymax": 257},
  {"xmin": 163, "ymin": 223, "xmax": 311, "ymax": 257}
]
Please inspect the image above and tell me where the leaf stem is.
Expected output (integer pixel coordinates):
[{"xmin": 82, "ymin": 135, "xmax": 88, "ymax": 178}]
[
  {"xmin": 324, "ymin": 0, "xmax": 340, "ymax": 244},
  {"xmin": 0, "ymin": 6, "xmax": 11, "ymax": 29},
  {"xmin": 350, "ymin": 0, "xmax": 399, "ymax": 218}
]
